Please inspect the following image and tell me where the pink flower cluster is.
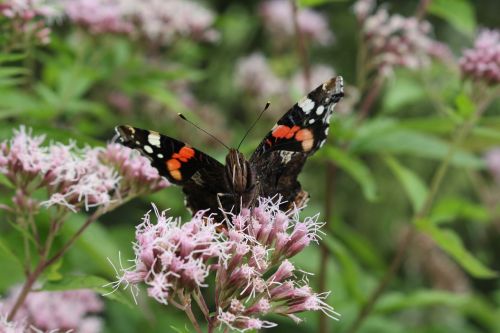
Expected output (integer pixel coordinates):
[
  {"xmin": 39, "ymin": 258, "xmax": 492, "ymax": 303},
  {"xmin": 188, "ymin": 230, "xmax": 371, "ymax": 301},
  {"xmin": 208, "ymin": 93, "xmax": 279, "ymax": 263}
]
[
  {"xmin": 115, "ymin": 197, "xmax": 338, "ymax": 331},
  {"xmin": 120, "ymin": 206, "xmax": 227, "ymax": 304},
  {"xmin": 63, "ymin": 0, "xmax": 218, "ymax": 44},
  {"xmin": 64, "ymin": 0, "xmax": 133, "ymax": 34},
  {"xmin": 259, "ymin": 0, "xmax": 333, "ymax": 46},
  {"xmin": 1, "ymin": 288, "xmax": 103, "ymax": 333},
  {"xmin": 0, "ymin": 0, "xmax": 60, "ymax": 44},
  {"xmin": 234, "ymin": 53, "xmax": 284, "ymax": 98},
  {"xmin": 101, "ymin": 144, "xmax": 169, "ymax": 197},
  {"xmin": 459, "ymin": 29, "xmax": 500, "ymax": 85},
  {"xmin": 0, "ymin": 127, "xmax": 167, "ymax": 213},
  {"xmin": 235, "ymin": 52, "xmax": 336, "ymax": 98},
  {"xmin": 354, "ymin": 0, "xmax": 448, "ymax": 76}
]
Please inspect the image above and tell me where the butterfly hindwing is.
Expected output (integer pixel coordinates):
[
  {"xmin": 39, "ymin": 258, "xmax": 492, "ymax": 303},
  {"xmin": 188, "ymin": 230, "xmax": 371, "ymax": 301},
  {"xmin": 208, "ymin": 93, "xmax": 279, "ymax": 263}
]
[
  {"xmin": 250, "ymin": 76, "xmax": 344, "ymax": 209},
  {"xmin": 115, "ymin": 125, "xmax": 227, "ymax": 213}
]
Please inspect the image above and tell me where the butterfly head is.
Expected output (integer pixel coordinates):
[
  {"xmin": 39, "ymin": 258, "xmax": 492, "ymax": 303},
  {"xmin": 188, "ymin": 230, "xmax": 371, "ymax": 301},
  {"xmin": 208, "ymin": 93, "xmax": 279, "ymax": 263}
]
[{"xmin": 224, "ymin": 148, "xmax": 255, "ymax": 194}]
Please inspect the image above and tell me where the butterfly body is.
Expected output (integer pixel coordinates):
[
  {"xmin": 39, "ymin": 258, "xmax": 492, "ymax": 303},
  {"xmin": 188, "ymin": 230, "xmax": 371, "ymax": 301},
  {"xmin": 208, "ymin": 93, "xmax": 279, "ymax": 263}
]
[{"xmin": 116, "ymin": 76, "xmax": 344, "ymax": 219}]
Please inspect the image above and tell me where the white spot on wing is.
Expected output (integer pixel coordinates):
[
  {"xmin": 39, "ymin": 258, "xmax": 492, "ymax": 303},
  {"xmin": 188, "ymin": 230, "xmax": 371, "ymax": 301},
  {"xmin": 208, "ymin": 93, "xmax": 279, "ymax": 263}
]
[
  {"xmin": 157, "ymin": 153, "xmax": 163, "ymax": 158},
  {"xmin": 279, "ymin": 151, "xmax": 294, "ymax": 164},
  {"xmin": 143, "ymin": 145, "xmax": 153, "ymax": 154},
  {"xmin": 324, "ymin": 128, "xmax": 329, "ymax": 135},
  {"xmin": 308, "ymin": 119, "xmax": 315, "ymax": 124},
  {"xmin": 148, "ymin": 132, "xmax": 161, "ymax": 147},
  {"xmin": 316, "ymin": 105, "xmax": 325, "ymax": 115},
  {"xmin": 298, "ymin": 97, "xmax": 315, "ymax": 114},
  {"xmin": 319, "ymin": 139, "xmax": 326, "ymax": 148},
  {"xmin": 191, "ymin": 171, "xmax": 204, "ymax": 186}
]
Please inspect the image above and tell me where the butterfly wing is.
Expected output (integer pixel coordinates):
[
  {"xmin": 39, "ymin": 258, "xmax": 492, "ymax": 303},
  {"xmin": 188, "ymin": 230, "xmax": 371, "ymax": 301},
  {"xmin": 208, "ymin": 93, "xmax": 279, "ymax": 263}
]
[
  {"xmin": 115, "ymin": 125, "xmax": 227, "ymax": 214},
  {"xmin": 250, "ymin": 76, "xmax": 344, "ymax": 208}
]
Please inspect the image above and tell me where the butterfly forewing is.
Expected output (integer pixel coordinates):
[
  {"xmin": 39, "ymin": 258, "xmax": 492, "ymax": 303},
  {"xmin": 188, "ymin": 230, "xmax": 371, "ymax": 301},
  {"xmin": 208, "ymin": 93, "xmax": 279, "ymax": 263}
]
[
  {"xmin": 249, "ymin": 76, "xmax": 344, "ymax": 209},
  {"xmin": 115, "ymin": 125, "xmax": 228, "ymax": 213}
]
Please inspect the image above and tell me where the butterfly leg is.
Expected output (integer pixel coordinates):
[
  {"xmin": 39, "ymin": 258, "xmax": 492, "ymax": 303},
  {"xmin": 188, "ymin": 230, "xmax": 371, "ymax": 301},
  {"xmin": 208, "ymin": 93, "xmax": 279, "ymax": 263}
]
[{"xmin": 217, "ymin": 192, "xmax": 232, "ymax": 223}]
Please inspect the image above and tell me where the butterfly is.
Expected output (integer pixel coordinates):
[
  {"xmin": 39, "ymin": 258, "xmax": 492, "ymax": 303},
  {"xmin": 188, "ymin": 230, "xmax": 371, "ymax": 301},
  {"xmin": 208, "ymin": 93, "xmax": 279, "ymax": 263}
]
[{"xmin": 115, "ymin": 76, "xmax": 344, "ymax": 220}]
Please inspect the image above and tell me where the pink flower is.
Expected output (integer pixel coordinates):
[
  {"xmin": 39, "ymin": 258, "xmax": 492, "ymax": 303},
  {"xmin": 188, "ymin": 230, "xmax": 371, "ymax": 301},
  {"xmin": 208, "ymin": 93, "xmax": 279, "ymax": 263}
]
[
  {"xmin": 292, "ymin": 64, "xmax": 336, "ymax": 94},
  {"xmin": 259, "ymin": 0, "xmax": 334, "ymax": 45},
  {"xmin": 459, "ymin": 29, "xmax": 500, "ymax": 85},
  {"xmin": 63, "ymin": 0, "xmax": 218, "ymax": 44},
  {"xmin": 485, "ymin": 148, "xmax": 500, "ymax": 183},
  {"xmin": 355, "ymin": 0, "xmax": 443, "ymax": 76},
  {"xmin": 235, "ymin": 53, "xmax": 284, "ymax": 97},
  {"xmin": 100, "ymin": 143, "xmax": 169, "ymax": 195},
  {"xmin": 64, "ymin": 0, "xmax": 133, "ymax": 34},
  {"xmin": 0, "ymin": 127, "xmax": 167, "ymax": 213},
  {"xmin": 1, "ymin": 0, "xmax": 61, "ymax": 45},
  {"xmin": 1, "ymin": 288, "xmax": 103, "ymax": 332},
  {"xmin": 113, "ymin": 197, "xmax": 336, "ymax": 332}
]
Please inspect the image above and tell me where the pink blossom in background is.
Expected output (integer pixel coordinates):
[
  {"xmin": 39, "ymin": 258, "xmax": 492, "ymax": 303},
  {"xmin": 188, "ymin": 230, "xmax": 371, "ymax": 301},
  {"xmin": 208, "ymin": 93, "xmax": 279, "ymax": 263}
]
[
  {"xmin": 63, "ymin": 0, "xmax": 218, "ymax": 44},
  {"xmin": 64, "ymin": 0, "xmax": 133, "ymax": 34},
  {"xmin": 291, "ymin": 64, "xmax": 336, "ymax": 94},
  {"xmin": 354, "ymin": 0, "xmax": 446, "ymax": 76},
  {"xmin": 485, "ymin": 148, "xmax": 500, "ymax": 183},
  {"xmin": 113, "ymin": 197, "xmax": 338, "ymax": 331},
  {"xmin": 235, "ymin": 53, "xmax": 284, "ymax": 97},
  {"xmin": 1, "ymin": 288, "xmax": 103, "ymax": 333},
  {"xmin": 0, "ymin": 0, "xmax": 62, "ymax": 44},
  {"xmin": 259, "ymin": 0, "xmax": 333, "ymax": 46},
  {"xmin": 459, "ymin": 29, "xmax": 500, "ymax": 85}
]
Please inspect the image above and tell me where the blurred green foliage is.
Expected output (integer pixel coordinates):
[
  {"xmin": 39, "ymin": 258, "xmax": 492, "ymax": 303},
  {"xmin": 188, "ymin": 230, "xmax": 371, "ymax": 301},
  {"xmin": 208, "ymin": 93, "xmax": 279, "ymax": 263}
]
[{"xmin": 1, "ymin": 0, "xmax": 500, "ymax": 332}]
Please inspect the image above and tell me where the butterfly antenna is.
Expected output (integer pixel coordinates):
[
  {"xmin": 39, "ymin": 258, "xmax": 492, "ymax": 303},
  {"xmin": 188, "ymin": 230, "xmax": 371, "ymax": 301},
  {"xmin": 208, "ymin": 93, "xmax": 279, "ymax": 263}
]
[
  {"xmin": 237, "ymin": 101, "xmax": 270, "ymax": 150},
  {"xmin": 178, "ymin": 113, "xmax": 230, "ymax": 150}
]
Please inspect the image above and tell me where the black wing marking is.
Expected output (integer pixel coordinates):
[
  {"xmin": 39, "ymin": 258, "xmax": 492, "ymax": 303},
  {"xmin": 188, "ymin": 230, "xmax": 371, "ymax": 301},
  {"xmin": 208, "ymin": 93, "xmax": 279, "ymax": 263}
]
[
  {"xmin": 115, "ymin": 125, "xmax": 227, "ymax": 214},
  {"xmin": 250, "ymin": 77, "xmax": 344, "ymax": 209}
]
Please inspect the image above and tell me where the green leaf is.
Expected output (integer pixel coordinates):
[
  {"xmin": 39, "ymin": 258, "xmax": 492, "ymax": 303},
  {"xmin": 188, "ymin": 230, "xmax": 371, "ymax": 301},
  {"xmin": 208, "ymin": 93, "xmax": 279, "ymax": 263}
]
[
  {"xmin": 61, "ymin": 214, "xmax": 121, "ymax": 276},
  {"xmin": 383, "ymin": 155, "xmax": 428, "ymax": 212},
  {"xmin": 428, "ymin": 0, "xmax": 476, "ymax": 37},
  {"xmin": 322, "ymin": 146, "xmax": 377, "ymax": 201},
  {"xmin": 322, "ymin": 233, "xmax": 364, "ymax": 301},
  {"xmin": 430, "ymin": 197, "xmax": 490, "ymax": 225},
  {"xmin": 42, "ymin": 274, "xmax": 133, "ymax": 307},
  {"xmin": 376, "ymin": 290, "xmax": 470, "ymax": 313},
  {"xmin": 351, "ymin": 118, "xmax": 484, "ymax": 168},
  {"xmin": 383, "ymin": 76, "xmax": 426, "ymax": 113},
  {"xmin": 377, "ymin": 290, "xmax": 500, "ymax": 330},
  {"xmin": 416, "ymin": 219, "xmax": 497, "ymax": 278},
  {"xmin": 455, "ymin": 93, "xmax": 476, "ymax": 119}
]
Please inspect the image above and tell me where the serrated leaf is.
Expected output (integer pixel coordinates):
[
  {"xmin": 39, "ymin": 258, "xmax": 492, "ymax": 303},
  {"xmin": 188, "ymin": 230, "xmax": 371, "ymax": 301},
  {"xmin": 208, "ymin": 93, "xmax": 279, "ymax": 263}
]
[
  {"xmin": 416, "ymin": 219, "xmax": 497, "ymax": 278},
  {"xmin": 321, "ymin": 146, "xmax": 377, "ymax": 201},
  {"xmin": 428, "ymin": 0, "xmax": 476, "ymax": 37},
  {"xmin": 384, "ymin": 155, "xmax": 428, "ymax": 212}
]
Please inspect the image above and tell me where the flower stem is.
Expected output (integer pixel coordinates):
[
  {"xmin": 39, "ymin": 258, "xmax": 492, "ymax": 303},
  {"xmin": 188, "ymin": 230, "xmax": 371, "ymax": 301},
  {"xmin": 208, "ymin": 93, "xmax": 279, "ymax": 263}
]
[
  {"xmin": 179, "ymin": 292, "xmax": 203, "ymax": 333},
  {"xmin": 6, "ymin": 259, "xmax": 45, "ymax": 321}
]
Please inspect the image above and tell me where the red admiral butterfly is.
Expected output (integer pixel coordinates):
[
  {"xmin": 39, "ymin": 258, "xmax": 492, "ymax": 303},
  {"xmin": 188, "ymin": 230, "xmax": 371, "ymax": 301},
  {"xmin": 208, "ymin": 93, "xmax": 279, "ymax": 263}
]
[{"xmin": 116, "ymin": 76, "xmax": 344, "ymax": 219}]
